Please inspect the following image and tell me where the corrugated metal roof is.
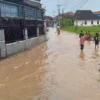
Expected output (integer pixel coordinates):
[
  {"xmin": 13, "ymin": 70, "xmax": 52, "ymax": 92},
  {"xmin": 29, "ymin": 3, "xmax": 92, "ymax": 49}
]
[
  {"xmin": 24, "ymin": 0, "xmax": 41, "ymax": 8},
  {"xmin": 2, "ymin": 0, "xmax": 41, "ymax": 8}
]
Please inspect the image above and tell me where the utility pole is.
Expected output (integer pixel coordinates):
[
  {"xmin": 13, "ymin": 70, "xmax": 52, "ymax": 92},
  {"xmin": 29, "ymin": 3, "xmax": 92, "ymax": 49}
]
[
  {"xmin": 53, "ymin": 10, "xmax": 55, "ymax": 26},
  {"xmin": 75, "ymin": 12, "xmax": 77, "ymax": 30},
  {"xmin": 57, "ymin": 0, "xmax": 62, "ymax": 26},
  {"xmin": 62, "ymin": 8, "xmax": 64, "ymax": 27},
  {"xmin": 75, "ymin": 11, "xmax": 79, "ymax": 31}
]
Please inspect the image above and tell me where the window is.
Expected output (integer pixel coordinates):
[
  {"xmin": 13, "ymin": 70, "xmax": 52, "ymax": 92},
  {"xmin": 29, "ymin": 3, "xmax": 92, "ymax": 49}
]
[
  {"xmin": 18, "ymin": 6, "xmax": 23, "ymax": 17},
  {"xmin": 25, "ymin": 7, "xmax": 36, "ymax": 19},
  {"xmin": 1, "ymin": 2, "xmax": 18, "ymax": 17},
  {"xmin": 37, "ymin": 10, "xmax": 43, "ymax": 19},
  {"xmin": 85, "ymin": 21, "xmax": 87, "ymax": 25},
  {"xmin": 91, "ymin": 20, "xmax": 93, "ymax": 25},
  {"xmin": 97, "ymin": 20, "xmax": 99, "ymax": 24}
]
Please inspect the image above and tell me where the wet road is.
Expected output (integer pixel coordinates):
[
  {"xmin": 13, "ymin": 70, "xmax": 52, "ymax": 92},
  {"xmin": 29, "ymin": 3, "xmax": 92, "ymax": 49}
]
[{"xmin": 0, "ymin": 28, "xmax": 100, "ymax": 100}]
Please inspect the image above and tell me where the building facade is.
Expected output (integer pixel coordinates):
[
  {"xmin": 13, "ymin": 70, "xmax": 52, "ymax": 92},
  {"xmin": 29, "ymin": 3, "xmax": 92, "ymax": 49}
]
[
  {"xmin": 0, "ymin": 0, "xmax": 47, "ymax": 58},
  {"xmin": 74, "ymin": 20, "xmax": 100, "ymax": 26},
  {"xmin": 74, "ymin": 10, "xmax": 100, "ymax": 26}
]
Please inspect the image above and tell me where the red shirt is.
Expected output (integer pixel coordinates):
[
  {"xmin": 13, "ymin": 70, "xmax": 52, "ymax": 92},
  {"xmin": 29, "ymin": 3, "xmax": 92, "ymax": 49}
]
[{"xmin": 88, "ymin": 33, "xmax": 91, "ymax": 38}]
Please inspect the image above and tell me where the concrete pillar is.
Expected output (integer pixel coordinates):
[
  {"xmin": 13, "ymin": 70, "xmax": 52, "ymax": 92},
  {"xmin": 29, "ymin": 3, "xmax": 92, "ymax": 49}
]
[
  {"xmin": 24, "ymin": 28, "xmax": 29, "ymax": 49},
  {"xmin": 24, "ymin": 28, "xmax": 28, "ymax": 40},
  {"xmin": 44, "ymin": 27, "xmax": 48, "ymax": 41},
  {"xmin": 37, "ymin": 27, "xmax": 40, "ymax": 45},
  {"xmin": 0, "ymin": 29, "xmax": 7, "ymax": 58},
  {"xmin": 37, "ymin": 27, "xmax": 39, "ymax": 37}
]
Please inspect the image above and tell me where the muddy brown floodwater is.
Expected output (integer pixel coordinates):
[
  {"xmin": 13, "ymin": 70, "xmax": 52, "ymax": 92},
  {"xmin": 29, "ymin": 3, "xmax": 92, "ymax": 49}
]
[{"xmin": 0, "ymin": 28, "xmax": 100, "ymax": 100}]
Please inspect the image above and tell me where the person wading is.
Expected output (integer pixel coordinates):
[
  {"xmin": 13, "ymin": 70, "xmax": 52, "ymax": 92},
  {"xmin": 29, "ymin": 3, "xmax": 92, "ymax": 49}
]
[
  {"xmin": 94, "ymin": 33, "xmax": 99, "ymax": 49},
  {"xmin": 87, "ymin": 31, "xmax": 92, "ymax": 40},
  {"xmin": 57, "ymin": 28, "xmax": 60, "ymax": 35},
  {"xmin": 79, "ymin": 30, "xmax": 84, "ymax": 38},
  {"xmin": 80, "ymin": 34, "xmax": 85, "ymax": 51}
]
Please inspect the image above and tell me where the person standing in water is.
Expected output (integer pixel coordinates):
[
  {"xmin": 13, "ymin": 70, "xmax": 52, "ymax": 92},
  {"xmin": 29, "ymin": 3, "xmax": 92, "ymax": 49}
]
[
  {"xmin": 79, "ymin": 30, "xmax": 84, "ymax": 38},
  {"xmin": 87, "ymin": 31, "xmax": 92, "ymax": 40},
  {"xmin": 56, "ymin": 25, "xmax": 60, "ymax": 35},
  {"xmin": 80, "ymin": 34, "xmax": 85, "ymax": 51},
  {"xmin": 94, "ymin": 33, "xmax": 99, "ymax": 49},
  {"xmin": 57, "ymin": 28, "xmax": 60, "ymax": 35}
]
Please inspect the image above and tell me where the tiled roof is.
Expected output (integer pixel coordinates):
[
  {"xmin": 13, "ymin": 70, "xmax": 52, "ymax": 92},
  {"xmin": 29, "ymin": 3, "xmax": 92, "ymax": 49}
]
[
  {"xmin": 44, "ymin": 16, "xmax": 53, "ymax": 20},
  {"xmin": 63, "ymin": 12, "xmax": 75, "ymax": 16}
]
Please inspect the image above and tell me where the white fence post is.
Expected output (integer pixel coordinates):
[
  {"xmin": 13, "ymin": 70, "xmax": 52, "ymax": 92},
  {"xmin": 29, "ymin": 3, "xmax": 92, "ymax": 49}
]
[
  {"xmin": 24, "ymin": 28, "xmax": 29, "ymax": 50},
  {"xmin": 37, "ymin": 27, "xmax": 40, "ymax": 45},
  {"xmin": 0, "ymin": 29, "xmax": 7, "ymax": 58}
]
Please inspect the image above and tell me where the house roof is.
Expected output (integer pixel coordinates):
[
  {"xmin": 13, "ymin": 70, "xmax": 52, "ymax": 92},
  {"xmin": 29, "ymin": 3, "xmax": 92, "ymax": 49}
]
[
  {"xmin": 44, "ymin": 16, "xmax": 53, "ymax": 20},
  {"xmin": 24, "ymin": 0, "xmax": 41, "ymax": 8},
  {"xmin": 54, "ymin": 12, "xmax": 74, "ymax": 20},
  {"xmin": 75, "ymin": 10, "xmax": 100, "ymax": 20},
  {"xmin": 63, "ymin": 12, "xmax": 75, "ymax": 17},
  {"xmin": 93, "ymin": 11, "xmax": 100, "ymax": 15}
]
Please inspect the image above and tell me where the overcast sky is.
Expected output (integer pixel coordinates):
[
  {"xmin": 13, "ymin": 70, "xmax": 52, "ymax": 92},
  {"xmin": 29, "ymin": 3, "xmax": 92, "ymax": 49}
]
[{"xmin": 41, "ymin": 0, "xmax": 100, "ymax": 16}]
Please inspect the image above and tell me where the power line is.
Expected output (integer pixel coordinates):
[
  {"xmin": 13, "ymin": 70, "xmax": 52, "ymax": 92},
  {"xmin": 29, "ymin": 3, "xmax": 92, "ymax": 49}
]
[
  {"xmin": 70, "ymin": 0, "xmax": 88, "ymax": 12},
  {"xmin": 70, "ymin": 0, "xmax": 84, "ymax": 11},
  {"xmin": 74, "ymin": 0, "xmax": 88, "ymax": 11},
  {"xmin": 73, "ymin": 0, "xmax": 88, "ymax": 30},
  {"xmin": 62, "ymin": 0, "xmax": 68, "ymax": 10},
  {"xmin": 61, "ymin": 0, "xmax": 69, "ymax": 18}
]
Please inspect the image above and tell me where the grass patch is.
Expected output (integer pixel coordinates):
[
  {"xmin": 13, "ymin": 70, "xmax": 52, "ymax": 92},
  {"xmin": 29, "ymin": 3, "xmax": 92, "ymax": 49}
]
[{"xmin": 62, "ymin": 26, "xmax": 100, "ymax": 37}]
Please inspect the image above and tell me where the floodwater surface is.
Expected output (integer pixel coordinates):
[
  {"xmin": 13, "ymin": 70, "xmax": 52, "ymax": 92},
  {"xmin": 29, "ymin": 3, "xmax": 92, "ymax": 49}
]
[{"xmin": 0, "ymin": 28, "xmax": 100, "ymax": 100}]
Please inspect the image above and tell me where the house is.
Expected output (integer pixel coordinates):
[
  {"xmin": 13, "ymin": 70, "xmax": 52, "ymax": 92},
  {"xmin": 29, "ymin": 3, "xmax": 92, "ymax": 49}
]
[
  {"xmin": 55, "ymin": 12, "xmax": 74, "ymax": 20},
  {"xmin": 93, "ymin": 11, "xmax": 100, "ymax": 17},
  {"xmin": 0, "ymin": 0, "xmax": 47, "ymax": 58},
  {"xmin": 44, "ymin": 16, "xmax": 54, "ymax": 27},
  {"xmin": 74, "ymin": 10, "xmax": 100, "ymax": 26},
  {"xmin": 63, "ymin": 12, "xmax": 75, "ymax": 18}
]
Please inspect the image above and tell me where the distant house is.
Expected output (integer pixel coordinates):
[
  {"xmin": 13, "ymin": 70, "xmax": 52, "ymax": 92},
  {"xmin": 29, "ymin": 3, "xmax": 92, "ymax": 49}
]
[
  {"xmin": 54, "ymin": 12, "xmax": 74, "ymax": 21},
  {"xmin": 74, "ymin": 10, "xmax": 100, "ymax": 26},
  {"xmin": 63, "ymin": 12, "xmax": 75, "ymax": 18},
  {"xmin": 93, "ymin": 11, "xmax": 100, "ymax": 17},
  {"xmin": 44, "ymin": 16, "xmax": 54, "ymax": 27}
]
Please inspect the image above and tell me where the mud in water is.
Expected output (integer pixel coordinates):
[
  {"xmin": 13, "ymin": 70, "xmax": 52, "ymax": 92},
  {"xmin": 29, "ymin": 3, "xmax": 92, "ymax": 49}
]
[{"xmin": 0, "ymin": 28, "xmax": 100, "ymax": 100}]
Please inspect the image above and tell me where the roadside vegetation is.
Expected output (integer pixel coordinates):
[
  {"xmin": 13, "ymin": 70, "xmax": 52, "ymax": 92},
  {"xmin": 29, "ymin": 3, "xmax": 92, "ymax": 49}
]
[
  {"xmin": 60, "ymin": 17, "xmax": 74, "ymax": 27},
  {"xmin": 61, "ymin": 25, "xmax": 100, "ymax": 37},
  {"xmin": 59, "ymin": 17, "xmax": 100, "ymax": 37}
]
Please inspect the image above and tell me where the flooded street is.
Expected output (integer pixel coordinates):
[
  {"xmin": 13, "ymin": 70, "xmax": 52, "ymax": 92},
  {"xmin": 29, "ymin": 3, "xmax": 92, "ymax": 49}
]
[{"xmin": 0, "ymin": 28, "xmax": 100, "ymax": 100}]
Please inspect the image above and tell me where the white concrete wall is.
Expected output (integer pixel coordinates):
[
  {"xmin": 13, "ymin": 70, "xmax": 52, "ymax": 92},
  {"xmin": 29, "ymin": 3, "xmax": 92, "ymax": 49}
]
[
  {"xmin": 6, "ymin": 41, "xmax": 26, "ymax": 56},
  {"xmin": 74, "ymin": 20, "xmax": 100, "ymax": 26},
  {"xmin": 39, "ymin": 35, "xmax": 45, "ymax": 44},
  {"xmin": 28, "ymin": 37, "xmax": 38, "ymax": 49},
  {"xmin": 0, "ymin": 27, "xmax": 48, "ymax": 58},
  {"xmin": 6, "ymin": 35, "xmax": 47, "ymax": 57}
]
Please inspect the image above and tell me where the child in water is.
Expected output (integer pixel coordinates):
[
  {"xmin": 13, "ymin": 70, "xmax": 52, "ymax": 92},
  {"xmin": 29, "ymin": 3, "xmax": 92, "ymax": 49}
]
[
  {"xmin": 87, "ymin": 31, "xmax": 91, "ymax": 40},
  {"xmin": 80, "ymin": 34, "xmax": 85, "ymax": 51},
  {"xmin": 94, "ymin": 33, "xmax": 99, "ymax": 49}
]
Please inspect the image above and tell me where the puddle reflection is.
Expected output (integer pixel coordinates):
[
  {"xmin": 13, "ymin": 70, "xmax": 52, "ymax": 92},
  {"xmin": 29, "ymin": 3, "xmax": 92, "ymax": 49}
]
[
  {"xmin": 92, "ymin": 48, "xmax": 99, "ymax": 59},
  {"xmin": 79, "ymin": 51, "xmax": 85, "ymax": 60}
]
